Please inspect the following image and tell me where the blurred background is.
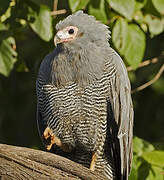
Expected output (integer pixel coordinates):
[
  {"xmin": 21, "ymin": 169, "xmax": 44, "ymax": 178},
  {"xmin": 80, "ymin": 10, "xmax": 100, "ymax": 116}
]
[{"xmin": 0, "ymin": 0, "xmax": 164, "ymax": 179}]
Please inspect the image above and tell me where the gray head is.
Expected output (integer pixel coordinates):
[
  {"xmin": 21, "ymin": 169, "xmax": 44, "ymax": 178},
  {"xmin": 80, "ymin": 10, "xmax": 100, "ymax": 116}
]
[
  {"xmin": 51, "ymin": 11, "xmax": 111, "ymax": 87},
  {"xmin": 54, "ymin": 11, "xmax": 110, "ymax": 49}
]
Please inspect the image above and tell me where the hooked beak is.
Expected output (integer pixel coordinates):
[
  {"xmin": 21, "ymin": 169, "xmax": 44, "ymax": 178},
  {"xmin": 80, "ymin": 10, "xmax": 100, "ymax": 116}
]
[{"xmin": 54, "ymin": 34, "xmax": 61, "ymax": 46}]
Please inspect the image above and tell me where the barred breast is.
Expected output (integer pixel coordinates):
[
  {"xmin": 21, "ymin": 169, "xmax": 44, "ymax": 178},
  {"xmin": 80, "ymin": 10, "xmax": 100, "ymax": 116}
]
[
  {"xmin": 39, "ymin": 81, "xmax": 107, "ymax": 152},
  {"xmin": 37, "ymin": 57, "xmax": 117, "ymax": 179}
]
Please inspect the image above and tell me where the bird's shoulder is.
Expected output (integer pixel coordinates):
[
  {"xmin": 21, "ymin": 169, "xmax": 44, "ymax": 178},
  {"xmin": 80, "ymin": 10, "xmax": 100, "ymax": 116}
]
[{"xmin": 107, "ymin": 47, "xmax": 131, "ymax": 90}]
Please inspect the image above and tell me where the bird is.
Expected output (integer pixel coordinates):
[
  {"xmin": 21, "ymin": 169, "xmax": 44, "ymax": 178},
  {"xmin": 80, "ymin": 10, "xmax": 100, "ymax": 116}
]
[{"xmin": 36, "ymin": 10, "xmax": 133, "ymax": 180}]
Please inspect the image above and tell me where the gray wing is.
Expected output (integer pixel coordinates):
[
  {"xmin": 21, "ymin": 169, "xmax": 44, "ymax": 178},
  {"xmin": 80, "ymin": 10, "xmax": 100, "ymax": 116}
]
[
  {"xmin": 36, "ymin": 51, "xmax": 56, "ymax": 140},
  {"xmin": 108, "ymin": 49, "xmax": 133, "ymax": 180}
]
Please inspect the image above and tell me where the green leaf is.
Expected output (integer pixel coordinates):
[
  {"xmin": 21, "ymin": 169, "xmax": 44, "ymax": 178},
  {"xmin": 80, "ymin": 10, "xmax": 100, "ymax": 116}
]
[
  {"xmin": 146, "ymin": 166, "xmax": 164, "ymax": 180},
  {"xmin": 0, "ymin": 22, "xmax": 8, "ymax": 31},
  {"xmin": 134, "ymin": 11, "xmax": 144, "ymax": 24},
  {"xmin": 112, "ymin": 19, "xmax": 146, "ymax": 68},
  {"xmin": 129, "ymin": 155, "xmax": 143, "ymax": 180},
  {"xmin": 138, "ymin": 160, "xmax": 151, "ymax": 180},
  {"xmin": 88, "ymin": 0, "xmax": 108, "ymax": 24},
  {"xmin": 133, "ymin": 136, "xmax": 155, "ymax": 156},
  {"xmin": 0, "ymin": 36, "xmax": 17, "ymax": 76},
  {"xmin": 0, "ymin": 0, "xmax": 10, "ymax": 16},
  {"xmin": 28, "ymin": 5, "xmax": 53, "ymax": 41},
  {"xmin": 112, "ymin": 18, "xmax": 129, "ymax": 54},
  {"xmin": 134, "ymin": 0, "xmax": 147, "ymax": 12},
  {"xmin": 69, "ymin": 0, "xmax": 90, "ymax": 12},
  {"xmin": 125, "ymin": 24, "xmax": 146, "ymax": 68},
  {"xmin": 144, "ymin": 0, "xmax": 161, "ymax": 17},
  {"xmin": 144, "ymin": 14, "xmax": 163, "ymax": 37},
  {"xmin": 142, "ymin": 151, "xmax": 164, "ymax": 167},
  {"xmin": 133, "ymin": 11, "xmax": 148, "ymax": 32},
  {"xmin": 107, "ymin": 0, "xmax": 135, "ymax": 20},
  {"xmin": 152, "ymin": 0, "xmax": 164, "ymax": 15}
]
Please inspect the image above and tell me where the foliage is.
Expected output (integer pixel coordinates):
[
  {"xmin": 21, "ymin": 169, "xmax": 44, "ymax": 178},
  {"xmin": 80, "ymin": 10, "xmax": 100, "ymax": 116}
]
[
  {"xmin": 130, "ymin": 137, "xmax": 164, "ymax": 180},
  {"xmin": 0, "ymin": 0, "xmax": 164, "ymax": 75},
  {"xmin": 0, "ymin": 0, "xmax": 164, "ymax": 179}
]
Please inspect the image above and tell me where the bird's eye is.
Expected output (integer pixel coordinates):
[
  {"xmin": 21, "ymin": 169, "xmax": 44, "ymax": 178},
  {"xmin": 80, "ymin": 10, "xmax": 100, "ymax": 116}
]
[{"xmin": 68, "ymin": 28, "xmax": 74, "ymax": 34}]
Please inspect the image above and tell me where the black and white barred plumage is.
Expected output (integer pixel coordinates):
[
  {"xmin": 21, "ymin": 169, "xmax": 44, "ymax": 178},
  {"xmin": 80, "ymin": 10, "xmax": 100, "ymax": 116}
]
[{"xmin": 36, "ymin": 11, "xmax": 133, "ymax": 180}]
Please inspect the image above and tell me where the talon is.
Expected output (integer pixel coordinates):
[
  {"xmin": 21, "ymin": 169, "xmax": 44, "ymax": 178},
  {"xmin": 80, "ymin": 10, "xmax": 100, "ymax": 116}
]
[
  {"xmin": 46, "ymin": 143, "xmax": 53, "ymax": 151},
  {"xmin": 90, "ymin": 152, "xmax": 97, "ymax": 171},
  {"xmin": 43, "ymin": 127, "xmax": 52, "ymax": 140},
  {"xmin": 43, "ymin": 127, "xmax": 55, "ymax": 150},
  {"xmin": 42, "ymin": 127, "xmax": 72, "ymax": 152}
]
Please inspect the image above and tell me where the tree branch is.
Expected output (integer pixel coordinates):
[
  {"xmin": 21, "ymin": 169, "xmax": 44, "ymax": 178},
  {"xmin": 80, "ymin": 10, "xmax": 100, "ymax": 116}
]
[
  {"xmin": 127, "ymin": 57, "xmax": 158, "ymax": 72},
  {"xmin": 131, "ymin": 63, "xmax": 164, "ymax": 94},
  {"xmin": 51, "ymin": 9, "xmax": 67, "ymax": 16},
  {"xmin": 0, "ymin": 144, "xmax": 106, "ymax": 180},
  {"xmin": 51, "ymin": 0, "xmax": 66, "ymax": 16},
  {"xmin": 53, "ymin": 0, "xmax": 58, "ymax": 11}
]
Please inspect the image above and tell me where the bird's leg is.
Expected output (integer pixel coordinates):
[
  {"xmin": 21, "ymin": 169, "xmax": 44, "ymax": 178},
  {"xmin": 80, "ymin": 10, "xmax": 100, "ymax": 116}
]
[
  {"xmin": 43, "ymin": 127, "xmax": 71, "ymax": 152},
  {"xmin": 90, "ymin": 152, "xmax": 97, "ymax": 171}
]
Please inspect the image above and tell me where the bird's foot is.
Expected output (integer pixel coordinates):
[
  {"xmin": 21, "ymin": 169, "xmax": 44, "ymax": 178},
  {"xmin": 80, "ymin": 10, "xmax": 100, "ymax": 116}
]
[
  {"xmin": 42, "ymin": 127, "xmax": 71, "ymax": 152},
  {"xmin": 90, "ymin": 152, "xmax": 97, "ymax": 171}
]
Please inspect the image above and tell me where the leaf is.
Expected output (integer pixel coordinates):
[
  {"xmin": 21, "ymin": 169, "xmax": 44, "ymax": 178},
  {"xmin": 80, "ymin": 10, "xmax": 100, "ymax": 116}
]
[
  {"xmin": 125, "ymin": 24, "xmax": 146, "ymax": 68},
  {"xmin": 112, "ymin": 18, "xmax": 129, "ymax": 54},
  {"xmin": 134, "ymin": 0, "xmax": 147, "ymax": 12},
  {"xmin": 138, "ymin": 160, "xmax": 151, "ymax": 180},
  {"xmin": 152, "ymin": 0, "xmax": 164, "ymax": 15},
  {"xmin": 0, "ymin": 36, "xmax": 17, "ymax": 76},
  {"xmin": 134, "ymin": 11, "xmax": 144, "ymax": 24},
  {"xmin": 144, "ymin": 14, "xmax": 163, "ymax": 37},
  {"xmin": 69, "ymin": 0, "xmax": 90, "ymax": 12},
  {"xmin": 0, "ymin": 0, "xmax": 10, "ymax": 16},
  {"xmin": 129, "ymin": 155, "xmax": 142, "ymax": 180},
  {"xmin": 28, "ymin": 5, "xmax": 53, "ymax": 41},
  {"xmin": 144, "ymin": 0, "xmax": 161, "ymax": 17},
  {"xmin": 142, "ymin": 151, "xmax": 164, "ymax": 167},
  {"xmin": 0, "ymin": 22, "xmax": 8, "ymax": 31},
  {"xmin": 106, "ymin": 0, "xmax": 135, "ymax": 20},
  {"xmin": 133, "ymin": 136, "xmax": 155, "ymax": 156},
  {"xmin": 112, "ymin": 19, "xmax": 146, "ymax": 68},
  {"xmin": 145, "ymin": 166, "xmax": 164, "ymax": 180},
  {"xmin": 133, "ymin": 11, "xmax": 148, "ymax": 32},
  {"xmin": 88, "ymin": 0, "xmax": 108, "ymax": 24}
]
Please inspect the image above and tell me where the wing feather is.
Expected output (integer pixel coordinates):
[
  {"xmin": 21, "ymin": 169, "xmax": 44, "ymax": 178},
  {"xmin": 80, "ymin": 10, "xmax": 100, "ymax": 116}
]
[{"xmin": 108, "ymin": 49, "xmax": 133, "ymax": 180}]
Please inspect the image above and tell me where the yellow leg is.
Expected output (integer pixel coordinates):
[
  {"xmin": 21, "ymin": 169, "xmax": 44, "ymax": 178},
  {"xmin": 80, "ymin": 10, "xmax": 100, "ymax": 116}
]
[
  {"xmin": 90, "ymin": 152, "xmax": 97, "ymax": 171},
  {"xmin": 42, "ymin": 127, "xmax": 71, "ymax": 152}
]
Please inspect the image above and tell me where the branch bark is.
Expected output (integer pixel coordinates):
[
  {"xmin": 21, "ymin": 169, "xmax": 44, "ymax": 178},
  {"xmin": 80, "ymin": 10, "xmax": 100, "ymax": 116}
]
[
  {"xmin": 51, "ymin": 9, "xmax": 66, "ymax": 16},
  {"xmin": 127, "ymin": 57, "xmax": 158, "ymax": 72},
  {"xmin": 131, "ymin": 63, "xmax": 164, "ymax": 94},
  {"xmin": 0, "ymin": 144, "xmax": 106, "ymax": 180}
]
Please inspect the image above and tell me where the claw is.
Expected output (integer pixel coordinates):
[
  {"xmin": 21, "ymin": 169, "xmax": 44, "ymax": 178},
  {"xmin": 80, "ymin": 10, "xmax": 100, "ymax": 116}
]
[
  {"xmin": 42, "ymin": 127, "xmax": 71, "ymax": 152},
  {"xmin": 90, "ymin": 152, "xmax": 96, "ymax": 171},
  {"xmin": 43, "ymin": 127, "xmax": 53, "ymax": 140}
]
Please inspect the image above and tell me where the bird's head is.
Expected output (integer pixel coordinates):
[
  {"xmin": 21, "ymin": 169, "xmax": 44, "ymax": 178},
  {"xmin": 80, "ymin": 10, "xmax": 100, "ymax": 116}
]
[
  {"xmin": 54, "ymin": 25, "xmax": 79, "ymax": 46},
  {"xmin": 54, "ymin": 11, "xmax": 110, "ymax": 49}
]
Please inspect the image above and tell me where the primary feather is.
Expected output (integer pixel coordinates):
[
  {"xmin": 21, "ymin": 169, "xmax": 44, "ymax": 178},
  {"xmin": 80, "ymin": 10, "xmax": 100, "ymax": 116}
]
[{"xmin": 36, "ymin": 10, "xmax": 133, "ymax": 180}]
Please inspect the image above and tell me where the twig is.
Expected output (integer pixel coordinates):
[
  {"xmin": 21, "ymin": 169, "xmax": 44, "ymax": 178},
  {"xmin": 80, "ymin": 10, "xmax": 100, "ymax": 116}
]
[
  {"xmin": 53, "ymin": 0, "xmax": 58, "ymax": 11},
  {"xmin": 131, "ymin": 63, "xmax": 164, "ymax": 94},
  {"xmin": 127, "ymin": 57, "xmax": 158, "ymax": 71},
  {"xmin": 51, "ymin": 0, "xmax": 66, "ymax": 16},
  {"xmin": 51, "ymin": 9, "xmax": 66, "ymax": 16}
]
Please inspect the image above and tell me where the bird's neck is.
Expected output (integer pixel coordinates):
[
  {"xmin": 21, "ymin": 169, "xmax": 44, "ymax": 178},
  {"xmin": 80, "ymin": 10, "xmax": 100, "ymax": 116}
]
[{"xmin": 51, "ymin": 43, "xmax": 108, "ymax": 87}]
